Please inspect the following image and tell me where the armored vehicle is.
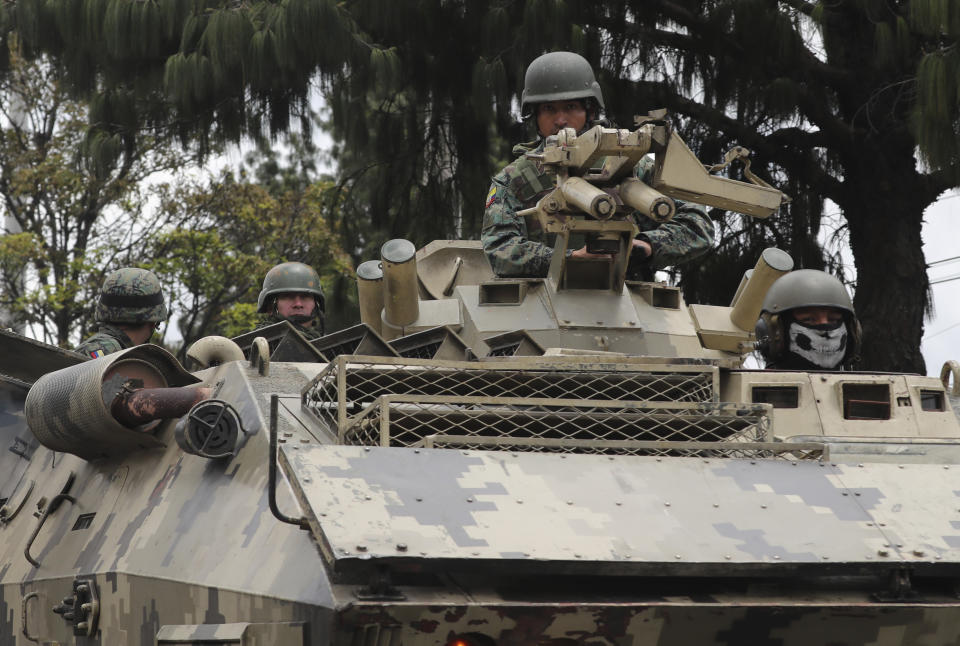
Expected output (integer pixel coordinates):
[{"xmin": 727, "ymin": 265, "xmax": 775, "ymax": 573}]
[{"xmin": 2, "ymin": 118, "xmax": 959, "ymax": 645}]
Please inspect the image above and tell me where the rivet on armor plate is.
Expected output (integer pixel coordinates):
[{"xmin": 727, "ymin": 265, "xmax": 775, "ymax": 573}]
[
  {"xmin": 913, "ymin": 549, "xmax": 925, "ymax": 557},
  {"xmin": 675, "ymin": 554, "xmax": 682, "ymax": 559},
  {"xmin": 773, "ymin": 555, "xmax": 780, "ymax": 560},
  {"xmin": 303, "ymin": 477, "xmax": 312, "ymax": 483},
  {"xmin": 664, "ymin": 502, "xmax": 670, "ymax": 507},
  {"xmin": 713, "ymin": 503, "xmax": 719, "ymax": 508},
  {"xmin": 466, "ymin": 497, "xmax": 474, "ymax": 503},
  {"xmin": 761, "ymin": 504, "xmax": 767, "ymax": 509},
  {"xmin": 396, "ymin": 543, "xmax": 407, "ymax": 552},
  {"xmin": 356, "ymin": 545, "xmax": 367, "ymax": 552},
  {"xmin": 878, "ymin": 549, "xmax": 889, "ymax": 557},
  {"xmin": 724, "ymin": 555, "xmax": 732, "ymax": 560},
  {"xmin": 416, "ymin": 497, "xmax": 423, "ymax": 502},
  {"xmin": 842, "ymin": 492, "xmax": 848, "ymax": 496},
  {"xmin": 566, "ymin": 500, "xmax": 573, "ymax": 505}
]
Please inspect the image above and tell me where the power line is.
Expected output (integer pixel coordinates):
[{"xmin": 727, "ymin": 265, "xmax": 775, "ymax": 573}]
[
  {"xmin": 926, "ymin": 319, "xmax": 960, "ymax": 341},
  {"xmin": 928, "ymin": 254, "xmax": 960, "ymax": 268},
  {"xmin": 930, "ymin": 273, "xmax": 960, "ymax": 286}
]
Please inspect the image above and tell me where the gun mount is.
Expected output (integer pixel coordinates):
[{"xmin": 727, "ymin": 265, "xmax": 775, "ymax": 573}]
[{"xmin": 518, "ymin": 114, "xmax": 787, "ymax": 294}]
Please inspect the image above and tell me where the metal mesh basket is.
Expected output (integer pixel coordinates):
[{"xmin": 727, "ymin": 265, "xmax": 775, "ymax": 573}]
[{"xmin": 301, "ymin": 356, "xmax": 817, "ymax": 459}]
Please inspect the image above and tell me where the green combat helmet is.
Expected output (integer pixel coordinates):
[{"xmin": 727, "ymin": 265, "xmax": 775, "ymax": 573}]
[
  {"xmin": 521, "ymin": 51, "xmax": 605, "ymax": 118},
  {"xmin": 257, "ymin": 262, "xmax": 325, "ymax": 331},
  {"xmin": 95, "ymin": 268, "xmax": 167, "ymax": 324},
  {"xmin": 756, "ymin": 269, "xmax": 861, "ymax": 369}
]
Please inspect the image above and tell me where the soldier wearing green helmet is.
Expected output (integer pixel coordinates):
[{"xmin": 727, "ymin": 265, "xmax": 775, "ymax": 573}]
[
  {"xmin": 254, "ymin": 262, "xmax": 326, "ymax": 340},
  {"xmin": 755, "ymin": 269, "xmax": 862, "ymax": 370},
  {"xmin": 481, "ymin": 51, "xmax": 715, "ymax": 278},
  {"xmin": 76, "ymin": 268, "xmax": 167, "ymax": 358}
]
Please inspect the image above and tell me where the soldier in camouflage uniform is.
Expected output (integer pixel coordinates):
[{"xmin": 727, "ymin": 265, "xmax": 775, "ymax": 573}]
[
  {"xmin": 76, "ymin": 268, "xmax": 167, "ymax": 358},
  {"xmin": 254, "ymin": 262, "xmax": 325, "ymax": 340},
  {"xmin": 482, "ymin": 51, "xmax": 715, "ymax": 279}
]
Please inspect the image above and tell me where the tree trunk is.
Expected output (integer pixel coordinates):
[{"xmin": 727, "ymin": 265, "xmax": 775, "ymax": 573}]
[{"xmin": 841, "ymin": 154, "xmax": 931, "ymax": 374}]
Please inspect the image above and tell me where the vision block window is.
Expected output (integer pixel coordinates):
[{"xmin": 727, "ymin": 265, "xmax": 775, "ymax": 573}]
[
  {"xmin": 751, "ymin": 386, "xmax": 799, "ymax": 409},
  {"xmin": 842, "ymin": 383, "xmax": 890, "ymax": 420},
  {"xmin": 920, "ymin": 389, "xmax": 946, "ymax": 412},
  {"xmin": 72, "ymin": 513, "xmax": 95, "ymax": 531}
]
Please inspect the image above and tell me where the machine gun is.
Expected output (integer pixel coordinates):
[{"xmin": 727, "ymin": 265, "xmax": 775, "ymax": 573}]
[{"xmin": 517, "ymin": 111, "xmax": 786, "ymax": 292}]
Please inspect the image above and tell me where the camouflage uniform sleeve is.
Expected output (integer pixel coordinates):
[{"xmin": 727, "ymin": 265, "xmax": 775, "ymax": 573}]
[
  {"xmin": 634, "ymin": 156, "xmax": 715, "ymax": 270},
  {"xmin": 75, "ymin": 332, "xmax": 125, "ymax": 358},
  {"xmin": 481, "ymin": 176, "xmax": 553, "ymax": 278}
]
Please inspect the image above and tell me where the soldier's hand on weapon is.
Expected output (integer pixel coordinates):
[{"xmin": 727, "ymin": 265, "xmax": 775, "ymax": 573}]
[
  {"xmin": 570, "ymin": 245, "xmax": 611, "ymax": 260},
  {"xmin": 631, "ymin": 239, "xmax": 652, "ymax": 260}
]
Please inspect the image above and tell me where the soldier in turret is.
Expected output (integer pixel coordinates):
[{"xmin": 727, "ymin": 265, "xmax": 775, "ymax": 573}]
[
  {"xmin": 755, "ymin": 269, "xmax": 862, "ymax": 371},
  {"xmin": 482, "ymin": 51, "xmax": 715, "ymax": 279},
  {"xmin": 76, "ymin": 268, "xmax": 167, "ymax": 358},
  {"xmin": 254, "ymin": 262, "xmax": 326, "ymax": 340}
]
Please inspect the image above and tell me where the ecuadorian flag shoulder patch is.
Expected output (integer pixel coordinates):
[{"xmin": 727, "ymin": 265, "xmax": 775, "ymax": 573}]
[
  {"xmin": 485, "ymin": 185, "xmax": 497, "ymax": 208},
  {"xmin": 89, "ymin": 349, "xmax": 106, "ymax": 358}
]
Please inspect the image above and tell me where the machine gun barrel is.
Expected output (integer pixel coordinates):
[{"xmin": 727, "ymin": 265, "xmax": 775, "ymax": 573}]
[
  {"xmin": 559, "ymin": 177, "xmax": 617, "ymax": 220},
  {"xmin": 619, "ymin": 178, "xmax": 675, "ymax": 223}
]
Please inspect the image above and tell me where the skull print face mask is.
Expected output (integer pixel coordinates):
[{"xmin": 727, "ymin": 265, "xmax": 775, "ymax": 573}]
[{"xmin": 787, "ymin": 321, "xmax": 847, "ymax": 369}]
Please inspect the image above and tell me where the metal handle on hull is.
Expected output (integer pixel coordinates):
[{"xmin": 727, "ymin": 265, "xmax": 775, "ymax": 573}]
[
  {"xmin": 21, "ymin": 592, "xmax": 40, "ymax": 643},
  {"xmin": 24, "ymin": 472, "xmax": 76, "ymax": 568}
]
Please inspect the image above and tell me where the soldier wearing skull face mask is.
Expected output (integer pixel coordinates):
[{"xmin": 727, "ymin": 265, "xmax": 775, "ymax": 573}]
[{"xmin": 755, "ymin": 269, "xmax": 861, "ymax": 371}]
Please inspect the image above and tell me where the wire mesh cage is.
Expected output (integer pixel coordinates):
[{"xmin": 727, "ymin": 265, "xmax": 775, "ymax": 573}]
[{"xmin": 301, "ymin": 356, "xmax": 821, "ymax": 459}]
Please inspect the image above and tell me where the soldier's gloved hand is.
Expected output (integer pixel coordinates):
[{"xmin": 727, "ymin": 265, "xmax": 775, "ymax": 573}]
[
  {"xmin": 626, "ymin": 238, "xmax": 654, "ymax": 281},
  {"xmin": 630, "ymin": 238, "xmax": 652, "ymax": 260}
]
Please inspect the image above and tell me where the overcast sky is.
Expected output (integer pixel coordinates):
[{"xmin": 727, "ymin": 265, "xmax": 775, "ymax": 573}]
[{"xmin": 921, "ymin": 189, "xmax": 960, "ymax": 377}]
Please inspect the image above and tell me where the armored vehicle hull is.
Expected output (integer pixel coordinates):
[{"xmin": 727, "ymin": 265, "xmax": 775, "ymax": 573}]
[{"xmin": 4, "ymin": 124, "xmax": 960, "ymax": 644}]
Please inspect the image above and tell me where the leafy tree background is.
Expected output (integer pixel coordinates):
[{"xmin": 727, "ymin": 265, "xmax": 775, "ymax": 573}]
[
  {"xmin": 0, "ymin": 42, "xmax": 352, "ymax": 352},
  {"xmin": 2, "ymin": 0, "xmax": 958, "ymax": 371},
  {"xmin": 0, "ymin": 44, "xmax": 193, "ymax": 346}
]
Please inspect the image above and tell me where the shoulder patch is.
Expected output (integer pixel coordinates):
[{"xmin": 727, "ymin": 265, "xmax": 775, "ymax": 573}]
[{"xmin": 485, "ymin": 185, "xmax": 497, "ymax": 208}]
